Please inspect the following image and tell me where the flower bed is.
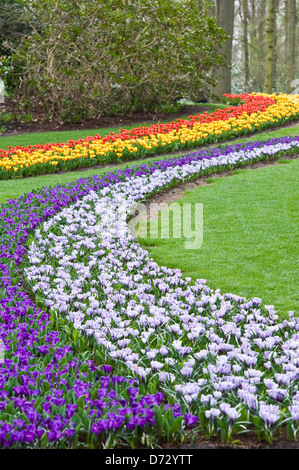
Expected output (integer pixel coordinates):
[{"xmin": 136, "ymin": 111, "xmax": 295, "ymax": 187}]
[
  {"xmin": 0, "ymin": 136, "xmax": 299, "ymax": 448},
  {"xmin": 0, "ymin": 93, "xmax": 298, "ymax": 180}
]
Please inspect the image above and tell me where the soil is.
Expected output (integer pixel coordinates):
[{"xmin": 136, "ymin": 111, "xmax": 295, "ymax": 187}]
[
  {"xmin": 161, "ymin": 428, "xmax": 299, "ymax": 449},
  {"xmin": 0, "ymin": 97, "xmax": 211, "ymax": 136},
  {"xmin": 130, "ymin": 423, "xmax": 299, "ymax": 450}
]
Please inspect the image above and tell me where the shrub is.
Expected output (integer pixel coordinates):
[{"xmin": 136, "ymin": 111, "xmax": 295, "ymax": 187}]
[{"xmin": 7, "ymin": 0, "xmax": 227, "ymax": 122}]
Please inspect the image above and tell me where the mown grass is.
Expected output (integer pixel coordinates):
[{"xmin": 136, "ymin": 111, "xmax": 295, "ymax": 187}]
[
  {"xmin": 0, "ymin": 125, "xmax": 137, "ymax": 151},
  {"xmin": 138, "ymin": 158, "xmax": 299, "ymax": 317},
  {"xmin": 0, "ymin": 153, "xmax": 173, "ymax": 203},
  {"xmin": 0, "ymin": 103, "xmax": 224, "ymax": 150}
]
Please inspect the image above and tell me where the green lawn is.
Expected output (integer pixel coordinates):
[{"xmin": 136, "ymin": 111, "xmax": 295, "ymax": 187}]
[
  {"xmin": 0, "ymin": 102, "xmax": 223, "ymax": 151},
  {"xmin": 0, "ymin": 153, "xmax": 173, "ymax": 203},
  {"xmin": 139, "ymin": 158, "xmax": 299, "ymax": 318},
  {"xmin": 0, "ymin": 125, "xmax": 138, "ymax": 150},
  {"xmin": 232, "ymin": 124, "xmax": 299, "ymax": 144}
]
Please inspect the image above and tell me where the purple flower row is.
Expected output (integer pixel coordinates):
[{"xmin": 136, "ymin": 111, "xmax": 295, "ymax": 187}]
[{"xmin": 23, "ymin": 136, "xmax": 299, "ymax": 437}]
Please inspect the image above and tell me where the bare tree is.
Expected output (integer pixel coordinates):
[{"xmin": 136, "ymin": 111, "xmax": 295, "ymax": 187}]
[
  {"xmin": 242, "ymin": 0, "xmax": 249, "ymax": 90},
  {"xmin": 214, "ymin": 0, "xmax": 235, "ymax": 98},
  {"xmin": 264, "ymin": 0, "xmax": 276, "ymax": 93},
  {"xmin": 286, "ymin": 0, "xmax": 297, "ymax": 93}
]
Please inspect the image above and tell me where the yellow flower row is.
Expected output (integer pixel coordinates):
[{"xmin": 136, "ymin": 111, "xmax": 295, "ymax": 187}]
[{"xmin": 1, "ymin": 93, "xmax": 298, "ymax": 176}]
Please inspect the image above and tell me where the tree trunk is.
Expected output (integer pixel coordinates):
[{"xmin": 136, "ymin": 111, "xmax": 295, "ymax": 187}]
[
  {"xmin": 257, "ymin": 0, "xmax": 267, "ymax": 91},
  {"xmin": 286, "ymin": 0, "xmax": 297, "ymax": 93},
  {"xmin": 272, "ymin": 0, "xmax": 279, "ymax": 87},
  {"xmin": 213, "ymin": 0, "xmax": 235, "ymax": 99},
  {"xmin": 243, "ymin": 0, "xmax": 250, "ymax": 91},
  {"xmin": 248, "ymin": 0, "xmax": 258, "ymax": 90},
  {"xmin": 264, "ymin": 0, "xmax": 276, "ymax": 93}
]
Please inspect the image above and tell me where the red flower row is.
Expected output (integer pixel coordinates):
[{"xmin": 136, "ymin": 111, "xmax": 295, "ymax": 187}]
[{"xmin": 0, "ymin": 94, "xmax": 275, "ymax": 160}]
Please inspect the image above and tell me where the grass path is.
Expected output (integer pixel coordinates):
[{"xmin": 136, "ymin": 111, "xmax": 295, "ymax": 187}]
[
  {"xmin": 138, "ymin": 158, "xmax": 299, "ymax": 317},
  {"xmin": 0, "ymin": 103, "xmax": 226, "ymax": 150}
]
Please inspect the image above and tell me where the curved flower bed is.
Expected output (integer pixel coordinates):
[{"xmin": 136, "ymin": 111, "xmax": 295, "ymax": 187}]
[
  {"xmin": 0, "ymin": 136, "xmax": 299, "ymax": 448},
  {"xmin": 0, "ymin": 93, "xmax": 298, "ymax": 180}
]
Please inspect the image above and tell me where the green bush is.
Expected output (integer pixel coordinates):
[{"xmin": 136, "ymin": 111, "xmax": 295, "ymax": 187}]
[
  {"xmin": 6, "ymin": 0, "xmax": 227, "ymax": 122},
  {"xmin": 0, "ymin": 1, "xmax": 34, "ymax": 95}
]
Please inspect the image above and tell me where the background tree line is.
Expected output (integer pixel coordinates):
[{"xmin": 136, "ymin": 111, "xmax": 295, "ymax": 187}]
[{"xmin": 199, "ymin": 0, "xmax": 298, "ymax": 96}]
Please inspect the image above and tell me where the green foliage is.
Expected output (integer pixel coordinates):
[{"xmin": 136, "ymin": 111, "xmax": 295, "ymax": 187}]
[
  {"xmin": 6, "ymin": 0, "xmax": 227, "ymax": 122},
  {"xmin": 140, "ymin": 157, "xmax": 299, "ymax": 317},
  {"xmin": 0, "ymin": 1, "xmax": 31, "ymax": 52},
  {"xmin": 223, "ymin": 95, "xmax": 244, "ymax": 106},
  {"xmin": 0, "ymin": 1, "xmax": 33, "ymax": 93},
  {"xmin": 0, "ymin": 108, "xmax": 33, "ymax": 123}
]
